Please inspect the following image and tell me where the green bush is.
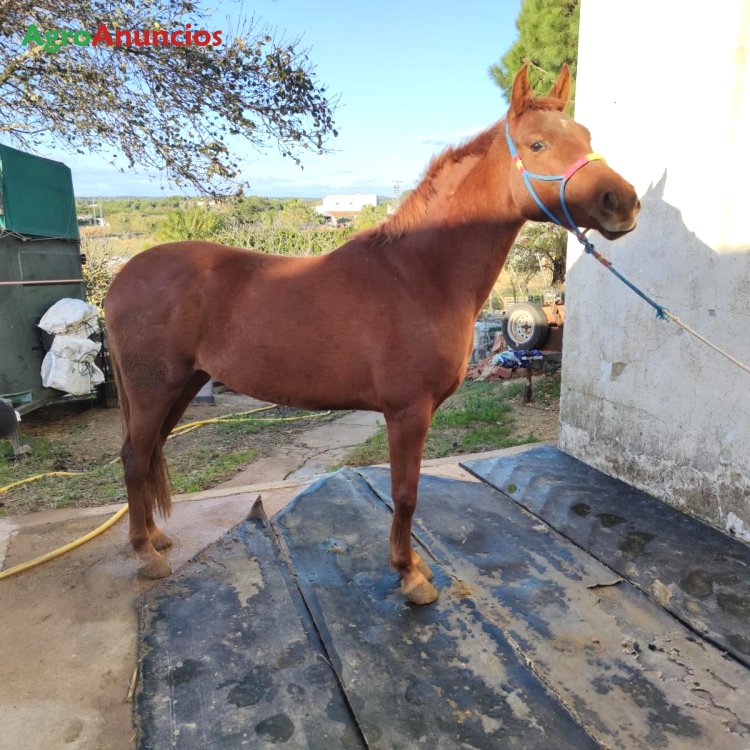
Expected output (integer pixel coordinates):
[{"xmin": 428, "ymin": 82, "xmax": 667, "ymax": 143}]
[
  {"xmin": 156, "ymin": 207, "xmax": 226, "ymax": 242},
  {"xmin": 216, "ymin": 224, "xmax": 353, "ymax": 256}
]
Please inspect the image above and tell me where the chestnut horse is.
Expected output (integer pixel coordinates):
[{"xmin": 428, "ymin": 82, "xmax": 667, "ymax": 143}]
[{"xmin": 105, "ymin": 65, "xmax": 639, "ymax": 604}]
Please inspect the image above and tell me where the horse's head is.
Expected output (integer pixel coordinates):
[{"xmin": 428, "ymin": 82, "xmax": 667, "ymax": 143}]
[{"xmin": 505, "ymin": 64, "xmax": 639, "ymax": 240}]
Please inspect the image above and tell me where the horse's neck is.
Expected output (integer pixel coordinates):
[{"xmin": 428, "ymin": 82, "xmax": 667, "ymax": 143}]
[{"xmin": 398, "ymin": 145, "xmax": 525, "ymax": 316}]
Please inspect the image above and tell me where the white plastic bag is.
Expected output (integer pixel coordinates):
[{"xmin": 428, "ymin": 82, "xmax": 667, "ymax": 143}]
[
  {"xmin": 38, "ymin": 298, "xmax": 99, "ymax": 337},
  {"xmin": 41, "ymin": 335, "xmax": 104, "ymax": 395}
]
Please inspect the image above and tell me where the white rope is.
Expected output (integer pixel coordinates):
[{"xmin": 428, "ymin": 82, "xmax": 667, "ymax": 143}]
[{"xmin": 663, "ymin": 310, "xmax": 750, "ymax": 375}]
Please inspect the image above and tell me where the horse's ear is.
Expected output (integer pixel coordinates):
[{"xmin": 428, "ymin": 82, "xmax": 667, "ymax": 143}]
[
  {"xmin": 510, "ymin": 63, "xmax": 533, "ymax": 116},
  {"xmin": 547, "ymin": 64, "xmax": 572, "ymax": 110}
]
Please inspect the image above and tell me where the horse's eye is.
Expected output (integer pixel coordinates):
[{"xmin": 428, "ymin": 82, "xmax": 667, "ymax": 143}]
[{"xmin": 530, "ymin": 141, "xmax": 546, "ymax": 153}]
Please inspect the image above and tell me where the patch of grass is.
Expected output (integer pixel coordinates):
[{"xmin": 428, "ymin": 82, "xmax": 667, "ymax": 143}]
[
  {"xmin": 337, "ymin": 379, "xmax": 546, "ymax": 468},
  {"xmin": 340, "ymin": 430, "xmax": 390, "ymax": 468},
  {"xmin": 0, "ymin": 407, "xmax": 337, "ymax": 516},
  {"xmin": 170, "ymin": 448, "xmax": 258, "ymax": 494}
]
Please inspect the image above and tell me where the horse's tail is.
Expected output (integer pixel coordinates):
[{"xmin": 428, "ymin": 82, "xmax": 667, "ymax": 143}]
[
  {"xmin": 110, "ymin": 345, "xmax": 173, "ymax": 519},
  {"xmin": 147, "ymin": 440, "xmax": 173, "ymax": 519}
]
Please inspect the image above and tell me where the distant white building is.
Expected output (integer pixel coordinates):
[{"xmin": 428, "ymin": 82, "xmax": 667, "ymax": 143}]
[
  {"xmin": 76, "ymin": 216, "xmax": 106, "ymax": 227},
  {"xmin": 315, "ymin": 193, "xmax": 377, "ymax": 219}
]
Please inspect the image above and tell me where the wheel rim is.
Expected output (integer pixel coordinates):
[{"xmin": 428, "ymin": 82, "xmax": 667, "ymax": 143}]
[{"xmin": 508, "ymin": 311, "xmax": 536, "ymax": 345}]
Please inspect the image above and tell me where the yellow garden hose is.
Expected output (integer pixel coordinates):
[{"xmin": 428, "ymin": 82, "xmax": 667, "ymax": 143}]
[
  {"xmin": 0, "ymin": 405, "xmax": 333, "ymax": 579},
  {"xmin": 167, "ymin": 404, "xmax": 279, "ymax": 438},
  {"xmin": 0, "ymin": 504, "xmax": 128, "ymax": 581},
  {"xmin": 0, "ymin": 470, "xmax": 84, "ymax": 494},
  {"xmin": 0, "ymin": 404, "xmax": 333, "ymax": 494}
]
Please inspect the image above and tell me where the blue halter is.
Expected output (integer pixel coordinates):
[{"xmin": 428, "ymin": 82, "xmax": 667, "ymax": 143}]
[
  {"xmin": 505, "ymin": 119, "xmax": 668, "ymax": 320},
  {"xmin": 504, "ymin": 119, "xmax": 605, "ymax": 243}
]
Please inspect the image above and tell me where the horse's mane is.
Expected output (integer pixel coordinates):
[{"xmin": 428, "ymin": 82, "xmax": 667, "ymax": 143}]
[
  {"xmin": 370, "ymin": 124, "xmax": 499, "ymax": 243},
  {"xmin": 370, "ymin": 95, "xmax": 565, "ymax": 243}
]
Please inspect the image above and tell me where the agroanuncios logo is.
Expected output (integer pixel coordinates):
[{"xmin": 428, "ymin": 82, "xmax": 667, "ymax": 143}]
[{"xmin": 21, "ymin": 22, "xmax": 223, "ymax": 53}]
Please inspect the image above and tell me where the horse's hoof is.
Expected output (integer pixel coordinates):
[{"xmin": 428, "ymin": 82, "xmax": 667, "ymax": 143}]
[
  {"xmin": 414, "ymin": 556, "xmax": 434, "ymax": 581},
  {"xmin": 137, "ymin": 555, "xmax": 172, "ymax": 579},
  {"xmin": 150, "ymin": 530, "xmax": 173, "ymax": 551},
  {"xmin": 401, "ymin": 573, "xmax": 439, "ymax": 605}
]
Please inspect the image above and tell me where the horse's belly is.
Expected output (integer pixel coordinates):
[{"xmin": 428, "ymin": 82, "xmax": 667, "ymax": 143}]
[{"xmin": 199, "ymin": 336, "xmax": 380, "ymax": 412}]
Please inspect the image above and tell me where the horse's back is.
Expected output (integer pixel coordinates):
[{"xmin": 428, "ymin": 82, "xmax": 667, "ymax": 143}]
[
  {"xmin": 106, "ymin": 241, "xmax": 309, "ymax": 326},
  {"xmin": 107, "ymin": 241, "xmax": 283, "ymax": 299}
]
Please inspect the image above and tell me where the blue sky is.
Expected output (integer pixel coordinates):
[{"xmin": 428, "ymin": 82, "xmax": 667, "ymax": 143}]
[{"xmin": 54, "ymin": 0, "xmax": 522, "ymax": 198}]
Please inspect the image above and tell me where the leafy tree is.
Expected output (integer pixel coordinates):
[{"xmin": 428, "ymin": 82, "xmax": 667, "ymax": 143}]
[
  {"xmin": 274, "ymin": 199, "xmax": 322, "ymax": 229},
  {"xmin": 216, "ymin": 224, "xmax": 353, "ymax": 257},
  {"xmin": 229, "ymin": 196, "xmax": 283, "ymax": 223},
  {"xmin": 490, "ymin": 0, "xmax": 579, "ymax": 107},
  {"xmin": 156, "ymin": 207, "xmax": 225, "ymax": 241},
  {"xmin": 353, "ymin": 203, "xmax": 388, "ymax": 231},
  {"xmin": 508, "ymin": 223, "xmax": 567, "ymax": 289},
  {"xmin": 81, "ymin": 234, "xmax": 132, "ymax": 312},
  {"xmin": 1, "ymin": 0, "xmax": 337, "ymax": 194}
]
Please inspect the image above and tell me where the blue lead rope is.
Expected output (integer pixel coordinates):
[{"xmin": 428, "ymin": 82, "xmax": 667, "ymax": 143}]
[{"xmin": 579, "ymin": 235, "xmax": 668, "ymax": 320}]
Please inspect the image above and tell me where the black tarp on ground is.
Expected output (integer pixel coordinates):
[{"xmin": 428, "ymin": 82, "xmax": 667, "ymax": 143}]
[
  {"xmin": 137, "ymin": 474, "xmax": 596, "ymax": 749},
  {"xmin": 274, "ymin": 471, "xmax": 598, "ymax": 750},
  {"xmin": 357, "ymin": 467, "xmax": 750, "ymax": 749},
  {"xmin": 136, "ymin": 508, "xmax": 365, "ymax": 749},
  {"xmin": 462, "ymin": 445, "xmax": 750, "ymax": 667},
  {"xmin": 137, "ymin": 465, "xmax": 750, "ymax": 749}
]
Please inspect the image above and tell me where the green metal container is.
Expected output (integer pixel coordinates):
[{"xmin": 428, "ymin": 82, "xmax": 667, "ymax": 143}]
[{"xmin": 0, "ymin": 144, "xmax": 87, "ymax": 413}]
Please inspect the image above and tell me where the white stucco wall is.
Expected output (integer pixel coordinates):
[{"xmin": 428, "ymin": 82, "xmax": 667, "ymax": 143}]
[
  {"xmin": 315, "ymin": 194, "xmax": 377, "ymax": 214},
  {"xmin": 560, "ymin": 1, "xmax": 750, "ymax": 538}
]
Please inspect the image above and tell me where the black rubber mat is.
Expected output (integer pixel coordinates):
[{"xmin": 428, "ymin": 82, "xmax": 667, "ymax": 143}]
[
  {"xmin": 136, "ymin": 467, "xmax": 750, "ymax": 749},
  {"xmin": 136, "ymin": 509, "xmax": 365, "ymax": 749},
  {"xmin": 274, "ymin": 470, "xmax": 598, "ymax": 750},
  {"xmin": 136, "ymin": 475, "xmax": 596, "ymax": 749},
  {"xmin": 462, "ymin": 445, "xmax": 750, "ymax": 667},
  {"xmin": 357, "ymin": 467, "xmax": 750, "ymax": 749}
]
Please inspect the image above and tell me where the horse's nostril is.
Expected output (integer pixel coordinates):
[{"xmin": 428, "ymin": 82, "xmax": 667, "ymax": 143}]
[{"xmin": 601, "ymin": 191, "xmax": 619, "ymax": 213}]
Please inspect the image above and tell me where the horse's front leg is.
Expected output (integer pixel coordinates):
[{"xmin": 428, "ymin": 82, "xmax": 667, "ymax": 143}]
[{"xmin": 385, "ymin": 406, "xmax": 438, "ymax": 605}]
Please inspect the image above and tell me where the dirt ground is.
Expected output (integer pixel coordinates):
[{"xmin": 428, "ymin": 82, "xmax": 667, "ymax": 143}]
[
  {"xmin": 9, "ymin": 391, "xmax": 271, "ymax": 467},
  {"xmin": 6, "ymin": 391, "xmax": 320, "ymax": 468},
  {"xmin": 9, "ymin": 389, "xmax": 559, "ymax": 471},
  {"xmin": 507, "ymin": 399, "xmax": 559, "ymax": 442},
  {"xmin": 0, "ymin": 392, "xmax": 342, "ymax": 516}
]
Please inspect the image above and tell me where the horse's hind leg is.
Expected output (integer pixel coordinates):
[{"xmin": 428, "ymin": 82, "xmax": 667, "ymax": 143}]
[
  {"xmin": 122, "ymin": 432, "xmax": 171, "ymax": 578},
  {"xmin": 385, "ymin": 404, "xmax": 438, "ymax": 605},
  {"xmin": 144, "ymin": 371, "xmax": 211, "ymax": 551},
  {"xmin": 121, "ymin": 383, "xmax": 187, "ymax": 579}
]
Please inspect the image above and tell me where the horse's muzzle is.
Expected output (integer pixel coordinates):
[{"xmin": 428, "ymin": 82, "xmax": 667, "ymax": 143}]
[{"xmin": 596, "ymin": 186, "xmax": 640, "ymax": 239}]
